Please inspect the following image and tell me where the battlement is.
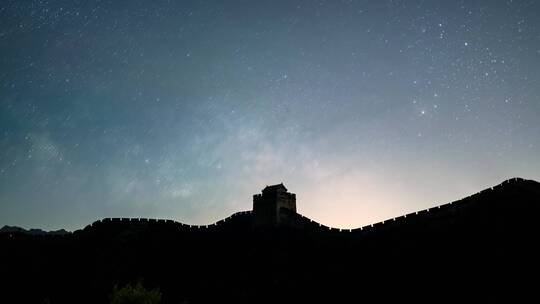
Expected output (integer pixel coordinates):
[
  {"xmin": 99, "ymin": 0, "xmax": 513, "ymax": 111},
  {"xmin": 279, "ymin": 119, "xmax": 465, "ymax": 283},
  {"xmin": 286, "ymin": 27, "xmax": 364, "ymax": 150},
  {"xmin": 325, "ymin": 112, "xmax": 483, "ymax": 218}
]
[
  {"xmin": 285, "ymin": 177, "xmax": 533, "ymax": 236},
  {"xmin": 82, "ymin": 211, "xmax": 252, "ymax": 234},
  {"xmin": 17, "ymin": 177, "xmax": 534, "ymax": 240}
]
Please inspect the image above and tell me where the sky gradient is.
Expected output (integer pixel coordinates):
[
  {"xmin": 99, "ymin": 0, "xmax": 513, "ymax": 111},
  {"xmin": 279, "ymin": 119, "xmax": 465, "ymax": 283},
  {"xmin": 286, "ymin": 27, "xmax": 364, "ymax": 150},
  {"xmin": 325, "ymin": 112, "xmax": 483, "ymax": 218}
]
[{"xmin": 1, "ymin": 0, "xmax": 539, "ymax": 231}]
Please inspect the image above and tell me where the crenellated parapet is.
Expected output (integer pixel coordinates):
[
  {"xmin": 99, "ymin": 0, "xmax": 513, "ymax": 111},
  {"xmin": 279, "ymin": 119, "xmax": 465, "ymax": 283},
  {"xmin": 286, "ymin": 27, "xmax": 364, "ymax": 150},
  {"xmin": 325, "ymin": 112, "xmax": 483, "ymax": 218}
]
[
  {"xmin": 67, "ymin": 177, "xmax": 537, "ymax": 238},
  {"xmin": 82, "ymin": 211, "xmax": 252, "ymax": 233},
  {"xmin": 277, "ymin": 177, "xmax": 534, "ymax": 236}
]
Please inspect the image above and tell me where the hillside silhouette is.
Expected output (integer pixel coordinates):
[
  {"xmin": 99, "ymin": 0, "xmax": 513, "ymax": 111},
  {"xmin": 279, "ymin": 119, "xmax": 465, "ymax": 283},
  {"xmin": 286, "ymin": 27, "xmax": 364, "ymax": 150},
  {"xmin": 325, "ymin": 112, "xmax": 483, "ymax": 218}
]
[{"xmin": 1, "ymin": 177, "xmax": 540, "ymax": 303}]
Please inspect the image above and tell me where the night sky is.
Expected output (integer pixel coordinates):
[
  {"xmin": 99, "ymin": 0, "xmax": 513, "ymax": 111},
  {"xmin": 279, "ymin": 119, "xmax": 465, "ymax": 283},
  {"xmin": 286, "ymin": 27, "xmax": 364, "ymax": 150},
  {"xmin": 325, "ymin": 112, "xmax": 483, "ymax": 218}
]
[{"xmin": 1, "ymin": 1, "xmax": 539, "ymax": 231}]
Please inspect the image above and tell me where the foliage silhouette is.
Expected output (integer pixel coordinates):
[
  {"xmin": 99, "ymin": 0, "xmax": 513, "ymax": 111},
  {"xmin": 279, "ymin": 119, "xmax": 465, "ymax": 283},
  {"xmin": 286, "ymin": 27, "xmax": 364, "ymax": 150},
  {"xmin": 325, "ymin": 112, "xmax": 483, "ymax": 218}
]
[{"xmin": 110, "ymin": 281, "xmax": 161, "ymax": 304}]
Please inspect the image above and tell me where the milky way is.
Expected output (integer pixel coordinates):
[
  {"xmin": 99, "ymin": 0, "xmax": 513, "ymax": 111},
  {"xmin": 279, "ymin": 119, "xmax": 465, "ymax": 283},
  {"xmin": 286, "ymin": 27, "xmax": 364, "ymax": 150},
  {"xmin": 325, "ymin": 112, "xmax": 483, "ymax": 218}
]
[{"xmin": 1, "ymin": 1, "xmax": 539, "ymax": 230}]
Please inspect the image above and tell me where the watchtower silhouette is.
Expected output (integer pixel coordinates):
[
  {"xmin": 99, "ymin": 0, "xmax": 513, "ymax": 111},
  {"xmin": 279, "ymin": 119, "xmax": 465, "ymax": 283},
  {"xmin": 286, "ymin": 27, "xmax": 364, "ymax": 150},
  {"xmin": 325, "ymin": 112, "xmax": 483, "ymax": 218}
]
[{"xmin": 252, "ymin": 183, "xmax": 296, "ymax": 228}]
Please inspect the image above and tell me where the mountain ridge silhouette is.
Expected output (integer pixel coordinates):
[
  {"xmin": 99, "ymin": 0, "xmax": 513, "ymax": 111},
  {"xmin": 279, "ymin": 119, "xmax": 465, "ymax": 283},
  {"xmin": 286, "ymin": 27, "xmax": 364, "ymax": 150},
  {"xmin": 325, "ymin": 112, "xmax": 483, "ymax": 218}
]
[{"xmin": 1, "ymin": 177, "xmax": 539, "ymax": 303}]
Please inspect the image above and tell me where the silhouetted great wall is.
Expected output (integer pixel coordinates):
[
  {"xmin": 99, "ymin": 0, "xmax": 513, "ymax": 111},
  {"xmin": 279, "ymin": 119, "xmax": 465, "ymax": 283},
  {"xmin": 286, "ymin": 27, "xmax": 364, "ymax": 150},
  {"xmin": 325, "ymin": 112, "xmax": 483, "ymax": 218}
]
[
  {"xmin": 82, "ymin": 177, "xmax": 533, "ymax": 235},
  {"xmin": 2, "ymin": 177, "xmax": 540, "ymax": 303}
]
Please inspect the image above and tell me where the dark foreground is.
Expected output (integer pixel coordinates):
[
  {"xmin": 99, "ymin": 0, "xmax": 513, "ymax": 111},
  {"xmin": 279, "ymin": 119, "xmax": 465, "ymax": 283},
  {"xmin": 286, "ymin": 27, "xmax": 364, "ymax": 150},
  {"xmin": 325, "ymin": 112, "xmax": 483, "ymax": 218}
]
[{"xmin": 1, "ymin": 178, "xmax": 539, "ymax": 303}]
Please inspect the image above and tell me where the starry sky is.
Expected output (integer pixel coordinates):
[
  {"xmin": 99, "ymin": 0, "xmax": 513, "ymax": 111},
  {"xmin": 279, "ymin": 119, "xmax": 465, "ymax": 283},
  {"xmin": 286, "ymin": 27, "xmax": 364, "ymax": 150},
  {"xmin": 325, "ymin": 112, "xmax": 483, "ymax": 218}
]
[{"xmin": 1, "ymin": 0, "xmax": 539, "ymax": 231}]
